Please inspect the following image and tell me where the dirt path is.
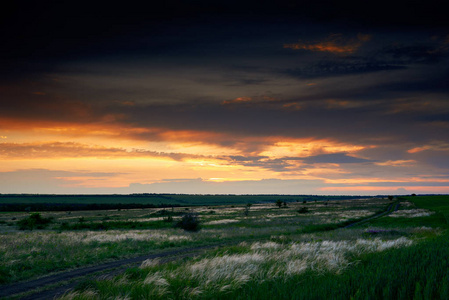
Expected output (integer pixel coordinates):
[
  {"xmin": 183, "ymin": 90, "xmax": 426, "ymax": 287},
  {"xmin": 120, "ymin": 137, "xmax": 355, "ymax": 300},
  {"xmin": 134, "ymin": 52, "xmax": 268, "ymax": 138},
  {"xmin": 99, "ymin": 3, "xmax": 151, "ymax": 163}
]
[
  {"xmin": 0, "ymin": 244, "xmax": 220, "ymax": 299},
  {"xmin": 344, "ymin": 201, "xmax": 400, "ymax": 228}
]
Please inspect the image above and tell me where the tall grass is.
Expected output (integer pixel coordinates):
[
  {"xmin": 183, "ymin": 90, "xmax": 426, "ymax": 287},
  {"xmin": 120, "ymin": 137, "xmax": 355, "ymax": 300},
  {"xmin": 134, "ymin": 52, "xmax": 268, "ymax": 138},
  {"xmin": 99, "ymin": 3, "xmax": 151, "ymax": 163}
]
[
  {"xmin": 227, "ymin": 232, "xmax": 449, "ymax": 300},
  {"xmin": 61, "ymin": 233, "xmax": 449, "ymax": 299},
  {"xmin": 61, "ymin": 237, "xmax": 414, "ymax": 299}
]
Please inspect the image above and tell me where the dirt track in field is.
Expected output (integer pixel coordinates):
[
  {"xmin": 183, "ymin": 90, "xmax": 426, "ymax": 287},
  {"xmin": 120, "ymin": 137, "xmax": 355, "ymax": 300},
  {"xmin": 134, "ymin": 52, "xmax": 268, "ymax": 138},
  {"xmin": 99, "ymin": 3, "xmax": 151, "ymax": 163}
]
[
  {"xmin": 344, "ymin": 201, "xmax": 399, "ymax": 228},
  {"xmin": 0, "ymin": 244, "xmax": 219, "ymax": 300}
]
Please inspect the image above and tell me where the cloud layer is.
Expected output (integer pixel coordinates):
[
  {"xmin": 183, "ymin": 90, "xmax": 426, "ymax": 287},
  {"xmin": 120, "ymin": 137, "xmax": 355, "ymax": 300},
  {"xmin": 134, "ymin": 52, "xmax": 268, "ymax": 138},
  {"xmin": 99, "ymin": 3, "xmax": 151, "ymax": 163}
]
[{"xmin": 0, "ymin": 1, "xmax": 448, "ymax": 194}]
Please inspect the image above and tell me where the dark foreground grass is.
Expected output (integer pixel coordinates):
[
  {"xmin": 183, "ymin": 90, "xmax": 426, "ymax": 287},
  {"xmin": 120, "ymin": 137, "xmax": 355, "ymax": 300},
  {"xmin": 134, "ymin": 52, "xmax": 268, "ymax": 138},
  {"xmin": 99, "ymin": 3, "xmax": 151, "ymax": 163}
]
[
  {"xmin": 72, "ymin": 232, "xmax": 449, "ymax": 300},
  {"xmin": 223, "ymin": 233, "xmax": 449, "ymax": 300}
]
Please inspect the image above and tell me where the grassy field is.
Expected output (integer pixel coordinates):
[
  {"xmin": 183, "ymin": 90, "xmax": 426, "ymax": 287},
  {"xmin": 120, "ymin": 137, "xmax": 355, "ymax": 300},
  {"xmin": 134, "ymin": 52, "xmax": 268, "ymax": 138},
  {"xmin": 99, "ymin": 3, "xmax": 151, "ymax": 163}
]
[
  {"xmin": 0, "ymin": 197, "xmax": 387, "ymax": 285},
  {"xmin": 1, "ymin": 195, "xmax": 448, "ymax": 299}
]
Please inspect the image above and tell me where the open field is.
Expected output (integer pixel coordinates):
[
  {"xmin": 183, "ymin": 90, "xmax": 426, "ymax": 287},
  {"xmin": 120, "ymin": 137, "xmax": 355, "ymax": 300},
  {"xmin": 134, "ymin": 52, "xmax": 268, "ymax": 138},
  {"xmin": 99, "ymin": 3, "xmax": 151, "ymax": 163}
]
[{"xmin": 1, "ymin": 195, "xmax": 448, "ymax": 299}]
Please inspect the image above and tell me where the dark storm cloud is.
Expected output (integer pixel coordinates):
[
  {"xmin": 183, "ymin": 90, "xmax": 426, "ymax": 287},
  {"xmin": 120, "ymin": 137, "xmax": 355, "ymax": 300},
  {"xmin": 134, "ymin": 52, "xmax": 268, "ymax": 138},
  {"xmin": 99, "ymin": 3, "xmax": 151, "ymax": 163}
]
[
  {"xmin": 2, "ymin": 90, "xmax": 444, "ymax": 151},
  {"xmin": 0, "ymin": 3, "xmax": 447, "ymax": 147},
  {"xmin": 283, "ymin": 61, "xmax": 407, "ymax": 78},
  {"xmin": 2, "ymin": 0, "xmax": 447, "ymax": 80},
  {"xmin": 380, "ymin": 43, "xmax": 449, "ymax": 64},
  {"xmin": 280, "ymin": 32, "xmax": 449, "ymax": 80},
  {"xmin": 114, "ymin": 97, "xmax": 445, "ymax": 148}
]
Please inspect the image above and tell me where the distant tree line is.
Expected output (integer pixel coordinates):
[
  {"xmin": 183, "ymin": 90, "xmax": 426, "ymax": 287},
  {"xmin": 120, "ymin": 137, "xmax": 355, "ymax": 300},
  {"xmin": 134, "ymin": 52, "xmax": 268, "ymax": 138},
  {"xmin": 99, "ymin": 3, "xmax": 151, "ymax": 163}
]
[{"xmin": 0, "ymin": 203, "xmax": 181, "ymax": 212}]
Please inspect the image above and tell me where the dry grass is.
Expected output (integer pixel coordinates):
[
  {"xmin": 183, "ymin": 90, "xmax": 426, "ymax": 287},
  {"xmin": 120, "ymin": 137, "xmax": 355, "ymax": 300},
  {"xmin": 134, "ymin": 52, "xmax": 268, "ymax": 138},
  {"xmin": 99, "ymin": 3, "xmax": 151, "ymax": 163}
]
[
  {"xmin": 136, "ymin": 238, "xmax": 413, "ymax": 297},
  {"xmin": 389, "ymin": 209, "xmax": 435, "ymax": 218}
]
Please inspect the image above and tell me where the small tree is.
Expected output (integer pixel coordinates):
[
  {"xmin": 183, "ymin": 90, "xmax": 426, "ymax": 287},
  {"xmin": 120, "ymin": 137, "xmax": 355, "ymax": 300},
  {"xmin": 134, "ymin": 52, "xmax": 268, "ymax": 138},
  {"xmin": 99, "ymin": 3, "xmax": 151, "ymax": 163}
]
[
  {"xmin": 243, "ymin": 203, "xmax": 252, "ymax": 216},
  {"xmin": 275, "ymin": 199, "xmax": 283, "ymax": 208},
  {"xmin": 388, "ymin": 195, "xmax": 394, "ymax": 201}
]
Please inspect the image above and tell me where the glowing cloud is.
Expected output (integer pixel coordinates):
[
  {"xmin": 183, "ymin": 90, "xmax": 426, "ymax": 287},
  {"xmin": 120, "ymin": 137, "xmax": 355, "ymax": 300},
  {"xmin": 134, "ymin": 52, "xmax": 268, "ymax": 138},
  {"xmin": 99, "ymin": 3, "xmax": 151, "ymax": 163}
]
[
  {"xmin": 284, "ymin": 33, "xmax": 371, "ymax": 54},
  {"xmin": 222, "ymin": 97, "xmax": 252, "ymax": 105}
]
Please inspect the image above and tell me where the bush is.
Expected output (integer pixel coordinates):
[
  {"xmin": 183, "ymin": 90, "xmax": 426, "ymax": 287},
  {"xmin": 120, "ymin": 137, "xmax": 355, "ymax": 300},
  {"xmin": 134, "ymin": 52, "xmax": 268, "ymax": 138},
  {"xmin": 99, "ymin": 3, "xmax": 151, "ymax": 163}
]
[
  {"xmin": 17, "ymin": 213, "xmax": 53, "ymax": 230},
  {"xmin": 298, "ymin": 207, "xmax": 309, "ymax": 214},
  {"xmin": 175, "ymin": 213, "xmax": 201, "ymax": 231}
]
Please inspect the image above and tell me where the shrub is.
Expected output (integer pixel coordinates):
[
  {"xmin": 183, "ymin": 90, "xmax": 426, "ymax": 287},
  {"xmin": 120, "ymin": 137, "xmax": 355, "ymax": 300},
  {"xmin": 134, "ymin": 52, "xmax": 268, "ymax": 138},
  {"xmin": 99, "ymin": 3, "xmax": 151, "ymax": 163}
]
[
  {"xmin": 275, "ymin": 199, "xmax": 283, "ymax": 208},
  {"xmin": 298, "ymin": 207, "xmax": 309, "ymax": 214},
  {"xmin": 244, "ymin": 203, "xmax": 252, "ymax": 216},
  {"xmin": 175, "ymin": 213, "xmax": 201, "ymax": 231},
  {"xmin": 17, "ymin": 213, "xmax": 53, "ymax": 230},
  {"xmin": 243, "ymin": 207, "xmax": 250, "ymax": 216}
]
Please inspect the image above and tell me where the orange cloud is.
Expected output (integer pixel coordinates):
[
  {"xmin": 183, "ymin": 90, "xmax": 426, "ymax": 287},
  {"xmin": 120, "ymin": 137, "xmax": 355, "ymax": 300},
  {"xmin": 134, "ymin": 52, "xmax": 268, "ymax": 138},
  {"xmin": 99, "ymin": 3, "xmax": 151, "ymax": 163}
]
[
  {"xmin": 284, "ymin": 33, "xmax": 371, "ymax": 54},
  {"xmin": 407, "ymin": 143, "xmax": 449, "ymax": 153},
  {"xmin": 326, "ymin": 99, "xmax": 350, "ymax": 108},
  {"xmin": 282, "ymin": 102, "xmax": 302, "ymax": 110},
  {"xmin": 407, "ymin": 145, "xmax": 428, "ymax": 153},
  {"xmin": 375, "ymin": 160, "xmax": 416, "ymax": 167},
  {"xmin": 0, "ymin": 141, "xmax": 202, "ymax": 161},
  {"xmin": 222, "ymin": 97, "xmax": 252, "ymax": 105},
  {"xmin": 222, "ymin": 95, "xmax": 279, "ymax": 105}
]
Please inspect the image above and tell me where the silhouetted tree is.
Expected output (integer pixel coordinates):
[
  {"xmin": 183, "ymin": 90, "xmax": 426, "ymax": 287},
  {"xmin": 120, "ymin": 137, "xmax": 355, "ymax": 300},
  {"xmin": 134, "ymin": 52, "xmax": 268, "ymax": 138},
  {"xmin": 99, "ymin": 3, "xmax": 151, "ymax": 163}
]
[{"xmin": 275, "ymin": 199, "xmax": 283, "ymax": 208}]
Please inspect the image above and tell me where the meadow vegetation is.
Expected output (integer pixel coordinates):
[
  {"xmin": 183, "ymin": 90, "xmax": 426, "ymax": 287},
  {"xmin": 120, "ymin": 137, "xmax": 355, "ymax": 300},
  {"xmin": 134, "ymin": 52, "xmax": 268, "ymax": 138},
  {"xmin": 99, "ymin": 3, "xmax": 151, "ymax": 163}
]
[{"xmin": 1, "ymin": 195, "xmax": 448, "ymax": 299}]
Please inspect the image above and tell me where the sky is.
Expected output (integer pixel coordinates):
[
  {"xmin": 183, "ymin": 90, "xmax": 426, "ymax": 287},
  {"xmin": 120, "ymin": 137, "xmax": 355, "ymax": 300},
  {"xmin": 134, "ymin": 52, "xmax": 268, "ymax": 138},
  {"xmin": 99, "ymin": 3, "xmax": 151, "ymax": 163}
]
[{"xmin": 1, "ymin": 0, "xmax": 448, "ymax": 195}]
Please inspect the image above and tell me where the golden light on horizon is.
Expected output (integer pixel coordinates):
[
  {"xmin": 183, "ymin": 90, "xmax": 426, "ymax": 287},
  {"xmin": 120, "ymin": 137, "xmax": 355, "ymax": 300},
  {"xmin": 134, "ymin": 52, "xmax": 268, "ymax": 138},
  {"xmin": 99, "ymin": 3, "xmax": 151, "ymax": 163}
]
[{"xmin": 320, "ymin": 186, "xmax": 449, "ymax": 193}]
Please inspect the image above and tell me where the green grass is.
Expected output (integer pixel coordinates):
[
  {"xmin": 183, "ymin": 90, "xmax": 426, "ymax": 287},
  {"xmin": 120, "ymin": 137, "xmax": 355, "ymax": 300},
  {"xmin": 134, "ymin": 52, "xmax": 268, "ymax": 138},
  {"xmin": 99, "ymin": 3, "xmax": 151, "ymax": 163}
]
[
  {"xmin": 407, "ymin": 195, "xmax": 449, "ymax": 225},
  {"xmin": 366, "ymin": 196, "xmax": 449, "ymax": 229},
  {"xmin": 366, "ymin": 214, "xmax": 446, "ymax": 228},
  {"xmin": 224, "ymin": 233, "xmax": 449, "ymax": 300},
  {"xmin": 57, "ymin": 195, "xmax": 449, "ymax": 300}
]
